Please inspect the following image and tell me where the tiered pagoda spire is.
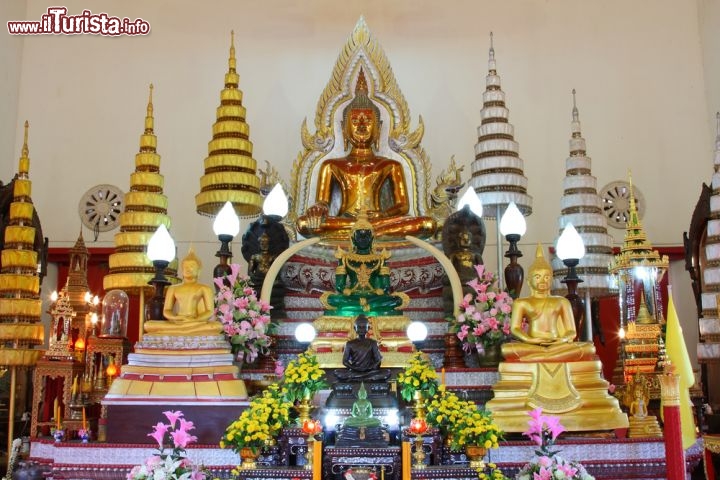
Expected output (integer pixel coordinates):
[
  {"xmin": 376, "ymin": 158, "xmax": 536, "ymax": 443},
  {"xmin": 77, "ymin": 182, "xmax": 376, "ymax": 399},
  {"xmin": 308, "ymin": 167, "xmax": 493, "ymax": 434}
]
[
  {"xmin": 698, "ymin": 112, "xmax": 720, "ymax": 362},
  {"xmin": 609, "ymin": 172, "xmax": 668, "ymax": 325},
  {"xmin": 0, "ymin": 122, "xmax": 44, "ymax": 367},
  {"xmin": 104, "ymin": 85, "xmax": 177, "ymax": 295},
  {"xmin": 195, "ymin": 31, "xmax": 263, "ymax": 217},
  {"xmin": 551, "ymin": 90, "xmax": 616, "ymax": 296},
  {"xmin": 469, "ymin": 32, "xmax": 532, "ymax": 220}
]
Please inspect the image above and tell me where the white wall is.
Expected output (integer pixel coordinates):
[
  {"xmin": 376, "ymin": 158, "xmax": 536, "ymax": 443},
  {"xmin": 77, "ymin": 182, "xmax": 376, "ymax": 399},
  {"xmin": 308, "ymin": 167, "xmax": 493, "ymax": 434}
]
[
  {"xmin": 5, "ymin": 1, "xmax": 715, "ymax": 364},
  {"xmin": 1, "ymin": 1, "xmax": 27, "ymax": 179}
]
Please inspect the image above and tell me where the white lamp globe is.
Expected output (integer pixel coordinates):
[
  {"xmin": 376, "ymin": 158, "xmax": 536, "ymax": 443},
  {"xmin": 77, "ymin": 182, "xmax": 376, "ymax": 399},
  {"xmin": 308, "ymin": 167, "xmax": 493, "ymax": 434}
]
[
  {"xmin": 147, "ymin": 225, "xmax": 176, "ymax": 262},
  {"xmin": 294, "ymin": 322, "xmax": 317, "ymax": 343},
  {"xmin": 264, "ymin": 184, "xmax": 289, "ymax": 218},
  {"xmin": 556, "ymin": 223, "xmax": 585, "ymax": 261},
  {"xmin": 406, "ymin": 321, "xmax": 428, "ymax": 342},
  {"xmin": 213, "ymin": 201, "xmax": 240, "ymax": 237},
  {"xmin": 499, "ymin": 201, "xmax": 526, "ymax": 236},
  {"xmin": 456, "ymin": 186, "xmax": 483, "ymax": 217}
]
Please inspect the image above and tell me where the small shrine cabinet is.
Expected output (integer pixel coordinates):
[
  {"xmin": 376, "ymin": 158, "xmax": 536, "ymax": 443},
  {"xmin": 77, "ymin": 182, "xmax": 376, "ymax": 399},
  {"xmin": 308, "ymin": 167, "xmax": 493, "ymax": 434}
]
[{"xmin": 30, "ymin": 358, "xmax": 85, "ymax": 438}]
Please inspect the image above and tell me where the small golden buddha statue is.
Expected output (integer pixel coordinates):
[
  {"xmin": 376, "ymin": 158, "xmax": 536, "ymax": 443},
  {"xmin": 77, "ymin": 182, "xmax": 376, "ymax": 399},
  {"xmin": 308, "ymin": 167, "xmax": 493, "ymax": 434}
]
[
  {"xmin": 296, "ymin": 68, "xmax": 436, "ymax": 239},
  {"xmin": 502, "ymin": 245, "xmax": 595, "ymax": 362},
  {"xmin": 144, "ymin": 249, "xmax": 223, "ymax": 336}
]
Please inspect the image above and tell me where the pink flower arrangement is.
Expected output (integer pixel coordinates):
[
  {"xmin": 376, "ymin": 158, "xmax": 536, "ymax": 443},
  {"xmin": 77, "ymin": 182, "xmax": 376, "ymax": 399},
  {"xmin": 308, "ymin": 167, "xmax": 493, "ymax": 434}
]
[
  {"xmin": 214, "ymin": 264, "xmax": 276, "ymax": 364},
  {"xmin": 450, "ymin": 265, "xmax": 514, "ymax": 353},
  {"xmin": 127, "ymin": 410, "xmax": 207, "ymax": 480},
  {"xmin": 516, "ymin": 408, "xmax": 595, "ymax": 480}
]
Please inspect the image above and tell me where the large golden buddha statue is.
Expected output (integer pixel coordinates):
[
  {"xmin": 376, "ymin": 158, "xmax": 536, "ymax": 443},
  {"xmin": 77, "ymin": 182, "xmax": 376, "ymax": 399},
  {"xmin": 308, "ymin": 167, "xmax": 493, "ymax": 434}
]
[
  {"xmin": 144, "ymin": 249, "xmax": 223, "ymax": 336},
  {"xmin": 486, "ymin": 245, "xmax": 627, "ymax": 433},
  {"xmin": 296, "ymin": 69, "xmax": 436, "ymax": 239},
  {"xmin": 502, "ymin": 245, "xmax": 595, "ymax": 362}
]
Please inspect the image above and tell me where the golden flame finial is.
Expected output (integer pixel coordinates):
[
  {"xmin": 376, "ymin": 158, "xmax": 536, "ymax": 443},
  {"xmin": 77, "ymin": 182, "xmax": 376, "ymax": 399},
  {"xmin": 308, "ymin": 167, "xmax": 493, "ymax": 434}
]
[
  {"xmin": 627, "ymin": 169, "xmax": 637, "ymax": 213},
  {"xmin": 229, "ymin": 30, "xmax": 236, "ymax": 72},
  {"xmin": 356, "ymin": 67, "xmax": 369, "ymax": 95},
  {"xmin": 145, "ymin": 84, "xmax": 154, "ymax": 134},
  {"xmin": 18, "ymin": 120, "xmax": 30, "ymax": 176}
]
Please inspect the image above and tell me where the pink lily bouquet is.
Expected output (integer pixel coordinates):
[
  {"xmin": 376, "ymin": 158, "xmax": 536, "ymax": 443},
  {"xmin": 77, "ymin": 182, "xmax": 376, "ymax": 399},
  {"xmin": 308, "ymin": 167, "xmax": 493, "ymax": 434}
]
[
  {"xmin": 214, "ymin": 264, "xmax": 276, "ymax": 364},
  {"xmin": 127, "ymin": 411, "xmax": 207, "ymax": 480},
  {"xmin": 516, "ymin": 408, "xmax": 595, "ymax": 480},
  {"xmin": 450, "ymin": 265, "xmax": 514, "ymax": 354}
]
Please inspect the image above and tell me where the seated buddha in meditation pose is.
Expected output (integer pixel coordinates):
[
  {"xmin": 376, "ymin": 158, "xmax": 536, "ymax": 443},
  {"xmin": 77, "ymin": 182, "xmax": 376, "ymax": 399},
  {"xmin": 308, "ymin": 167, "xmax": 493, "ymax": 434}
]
[
  {"xmin": 144, "ymin": 249, "xmax": 223, "ymax": 336},
  {"xmin": 335, "ymin": 315, "xmax": 390, "ymax": 382},
  {"xmin": 343, "ymin": 382, "xmax": 382, "ymax": 427},
  {"xmin": 320, "ymin": 213, "xmax": 410, "ymax": 317},
  {"xmin": 296, "ymin": 68, "xmax": 436, "ymax": 239},
  {"xmin": 502, "ymin": 245, "xmax": 595, "ymax": 362}
]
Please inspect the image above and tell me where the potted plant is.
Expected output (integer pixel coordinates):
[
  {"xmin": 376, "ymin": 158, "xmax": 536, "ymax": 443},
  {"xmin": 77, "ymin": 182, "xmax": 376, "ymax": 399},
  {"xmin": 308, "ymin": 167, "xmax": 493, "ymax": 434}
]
[
  {"xmin": 280, "ymin": 351, "xmax": 328, "ymax": 424},
  {"xmin": 516, "ymin": 408, "xmax": 595, "ymax": 480},
  {"xmin": 127, "ymin": 410, "xmax": 207, "ymax": 480},
  {"xmin": 397, "ymin": 352, "xmax": 439, "ymax": 419},
  {"xmin": 220, "ymin": 385, "xmax": 293, "ymax": 469},
  {"xmin": 449, "ymin": 264, "xmax": 513, "ymax": 366},
  {"xmin": 449, "ymin": 405, "xmax": 502, "ymax": 468},
  {"xmin": 425, "ymin": 385, "xmax": 475, "ymax": 445},
  {"xmin": 214, "ymin": 264, "xmax": 275, "ymax": 365}
]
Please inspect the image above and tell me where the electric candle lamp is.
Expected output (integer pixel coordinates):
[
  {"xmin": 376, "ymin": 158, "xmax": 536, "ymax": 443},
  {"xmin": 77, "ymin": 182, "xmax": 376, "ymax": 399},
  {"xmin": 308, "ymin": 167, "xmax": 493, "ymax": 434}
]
[
  {"xmin": 74, "ymin": 338, "xmax": 85, "ymax": 351},
  {"xmin": 50, "ymin": 291, "xmax": 58, "ymax": 302},
  {"xmin": 106, "ymin": 363, "xmax": 118, "ymax": 378}
]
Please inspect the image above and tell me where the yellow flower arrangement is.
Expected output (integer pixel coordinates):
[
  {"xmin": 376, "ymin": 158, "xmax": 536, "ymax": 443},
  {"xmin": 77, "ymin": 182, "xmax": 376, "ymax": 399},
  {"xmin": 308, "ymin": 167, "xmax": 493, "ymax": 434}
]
[
  {"xmin": 396, "ymin": 352, "xmax": 439, "ymax": 402},
  {"xmin": 426, "ymin": 385, "xmax": 476, "ymax": 437},
  {"xmin": 478, "ymin": 462, "xmax": 510, "ymax": 480},
  {"xmin": 450, "ymin": 405, "xmax": 502, "ymax": 452},
  {"xmin": 281, "ymin": 351, "xmax": 328, "ymax": 403},
  {"xmin": 220, "ymin": 384, "xmax": 292, "ymax": 454}
]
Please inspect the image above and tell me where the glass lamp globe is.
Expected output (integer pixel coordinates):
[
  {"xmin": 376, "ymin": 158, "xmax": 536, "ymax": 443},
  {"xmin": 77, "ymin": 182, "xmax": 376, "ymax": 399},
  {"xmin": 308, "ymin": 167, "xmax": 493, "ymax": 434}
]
[
  {"xmin": 263, "ymin": 184, "xmax": 289, "ymax": 218},
  {"xmin": 294, "ymin": 322, "xmax": 317, "ymax": 343},
  {"xmin": 406, "ymin": 321, "xmax": 428, "ymax": 342},
  {"xmin": 456, "ymin": 186, "xmax": 483, "ymax": 217},
  {"xmin": 147, "ymin": 224, "xmax": 175, "ymax": 262},
  {"xmin": 499, "ymin": 201, "xmax": 526, "ymax": 236},
  {"xmin": 556, "ymin": 223, "xmax": 585, "ymax": 261},
  {"xmin": 213, "ymin": 201, "xmax": 240, "ymax": 237}
]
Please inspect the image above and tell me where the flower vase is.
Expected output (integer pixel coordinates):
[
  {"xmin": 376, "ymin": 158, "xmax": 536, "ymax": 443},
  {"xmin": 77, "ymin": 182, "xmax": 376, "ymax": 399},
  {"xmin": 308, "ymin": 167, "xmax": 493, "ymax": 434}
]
[
  {"xmin": 240, "ymin": 447, "xmax": 259, "ymax": 469},
  {"xmin": 412, "ymin": 390, "xmax": 427, "ymax": 420},
  {"xmin": 80, "ymin": 432, "xmax": 89, "ymax": 443},
  {"xmin": 296, "ymin": 395, "xmax": 313, "ymax": 426},
  {"xmin": 464, "ymin": 445, "xmax": 487, "ymax": 469},
  {"xmin": 477, "ymin": 343, "xmax": 502, "ymax": 367},
  {"xmin": 52, "ymin": 429, "xmax": 64, "ymax": 443}
]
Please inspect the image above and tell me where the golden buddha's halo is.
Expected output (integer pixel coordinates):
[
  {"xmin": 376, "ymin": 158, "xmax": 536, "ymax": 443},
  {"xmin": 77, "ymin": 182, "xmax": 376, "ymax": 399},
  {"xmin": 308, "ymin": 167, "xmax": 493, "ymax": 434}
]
[{"xmin": 291, "ymin": 16, "xmax": 432, "ymax": 221}]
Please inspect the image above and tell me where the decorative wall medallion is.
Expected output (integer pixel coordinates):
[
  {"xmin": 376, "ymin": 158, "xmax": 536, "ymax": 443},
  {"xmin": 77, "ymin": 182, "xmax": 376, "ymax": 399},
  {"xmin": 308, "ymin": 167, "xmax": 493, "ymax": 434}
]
[
  {"xmin": 78, "ymin": 184, "xmax": 124, "ymax": 237},
  {"xmin": 599, "ymin": 180, "xmax": 645, "ymax": 229}
]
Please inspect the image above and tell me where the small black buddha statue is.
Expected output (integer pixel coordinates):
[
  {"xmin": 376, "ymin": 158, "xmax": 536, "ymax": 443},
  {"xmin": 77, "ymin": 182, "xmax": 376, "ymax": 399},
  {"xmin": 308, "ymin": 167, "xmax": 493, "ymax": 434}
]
[{"xmin": 334, "ymin": 315, "xmax": 390, "ymax": 382}]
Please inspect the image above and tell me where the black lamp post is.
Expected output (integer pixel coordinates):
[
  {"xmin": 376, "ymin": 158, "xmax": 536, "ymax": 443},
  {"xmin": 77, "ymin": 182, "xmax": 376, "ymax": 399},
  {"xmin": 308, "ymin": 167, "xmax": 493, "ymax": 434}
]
[
  {"xmin": 213, "ymin": 201, "xmax": 240, "ymax": 289},
  {"xmin": 145, "ymin": 224, "xmax": 175, "ymax": 321},
  {"xmin": 499, "ymin": 201, "xmax": 526, "ymax": 299},
  {"xmin": 556, "ymin": 223, "xmax": 586, "ymax": 340}
]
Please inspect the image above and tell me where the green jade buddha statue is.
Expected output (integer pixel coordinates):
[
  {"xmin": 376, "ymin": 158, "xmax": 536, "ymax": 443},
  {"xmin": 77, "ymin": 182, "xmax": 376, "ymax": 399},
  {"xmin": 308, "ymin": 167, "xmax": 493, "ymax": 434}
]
[
  {"xmin": 319, "ymin": 210, "xmax": 409, "ymax": 317},
  {"xmin": 343, "ymin": 382, "xmax": 381, "ymax": 428}
]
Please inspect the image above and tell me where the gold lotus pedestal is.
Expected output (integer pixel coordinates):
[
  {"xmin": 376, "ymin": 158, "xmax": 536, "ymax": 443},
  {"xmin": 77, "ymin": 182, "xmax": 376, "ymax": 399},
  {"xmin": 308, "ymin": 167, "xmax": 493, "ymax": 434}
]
[{"xmin": 487, "ymin": 358, "xmax": 628, "ymax": 432}]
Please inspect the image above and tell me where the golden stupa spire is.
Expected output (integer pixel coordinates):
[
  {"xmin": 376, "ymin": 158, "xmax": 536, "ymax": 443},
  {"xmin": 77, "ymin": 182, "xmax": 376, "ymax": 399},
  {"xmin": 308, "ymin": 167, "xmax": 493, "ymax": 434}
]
[
  {"xmin": 145, "ymin": 84, "xmax": 154, "ymax": 134},
  {"xmin": 571, "ymin": 88, "xmax": 579, "ymax": 123},
  {"xmin": 488, "ymin": 31, "xmax": 496, "ymax": 73},
  {"xmin": 104, "ymin": 87, "xmax": 177, "ymax": 295},
  {"xmin": 229, "ymin": 30, "xmax": 236, "ymax": 73},
  {"xmin": 18, "ymin": 121, "xmax": 30, "ymax": 177},
  {"xmin": 195, "ymin": 32, "xmax": 263, "ymax": 217}
]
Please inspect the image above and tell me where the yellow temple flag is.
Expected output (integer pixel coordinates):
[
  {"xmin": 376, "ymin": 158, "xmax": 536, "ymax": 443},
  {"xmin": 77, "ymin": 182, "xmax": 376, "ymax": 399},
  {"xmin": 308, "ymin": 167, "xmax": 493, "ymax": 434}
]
[{"xmin": 662, "ymin": 291, "xmax": 697, "ymax": 450}]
